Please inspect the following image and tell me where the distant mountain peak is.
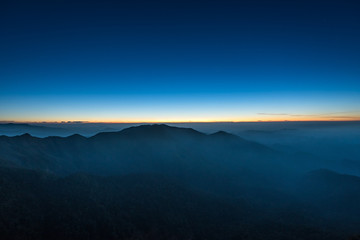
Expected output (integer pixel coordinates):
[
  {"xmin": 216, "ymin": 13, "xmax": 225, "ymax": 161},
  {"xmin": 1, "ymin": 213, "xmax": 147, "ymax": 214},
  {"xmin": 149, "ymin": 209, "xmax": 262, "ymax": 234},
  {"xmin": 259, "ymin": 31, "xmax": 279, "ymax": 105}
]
[
  {"xmin": 90, "ymin": 124, "xmax": 205, "ymax": 141},
  {"xmin": 19, "ymin": 133, "xmax": 32, "ymax": 138},
  {"xmin": 68, "ymin": 133, "xmax": 86, "ymax": 139},
  {"xmin": 121, "ymin": 124, "xmax": 203, "ymax": 135},
  {"xmin": 210, "ymin": 130, "xmax": 238, "ymax": 139}
]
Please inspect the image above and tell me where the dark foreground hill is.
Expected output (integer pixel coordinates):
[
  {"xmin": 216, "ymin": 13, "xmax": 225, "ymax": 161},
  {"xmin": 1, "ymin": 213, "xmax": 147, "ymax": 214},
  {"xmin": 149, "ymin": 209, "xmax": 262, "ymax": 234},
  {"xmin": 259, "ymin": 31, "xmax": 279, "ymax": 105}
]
[
  {"xmin": 0, "ymin": 124, "xmax": 359, "ymax": 239},
  {"xmin": 0, "ymin": 167, "xmax": 347, "ymax": 240}
]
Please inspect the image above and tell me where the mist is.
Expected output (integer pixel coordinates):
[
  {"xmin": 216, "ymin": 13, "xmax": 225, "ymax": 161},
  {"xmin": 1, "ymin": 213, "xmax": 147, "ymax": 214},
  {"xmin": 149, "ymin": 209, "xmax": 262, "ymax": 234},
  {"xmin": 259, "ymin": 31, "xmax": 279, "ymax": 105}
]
[{"xmin": 1, "ymin": 123, "xmax": 360, "ymax": 239}]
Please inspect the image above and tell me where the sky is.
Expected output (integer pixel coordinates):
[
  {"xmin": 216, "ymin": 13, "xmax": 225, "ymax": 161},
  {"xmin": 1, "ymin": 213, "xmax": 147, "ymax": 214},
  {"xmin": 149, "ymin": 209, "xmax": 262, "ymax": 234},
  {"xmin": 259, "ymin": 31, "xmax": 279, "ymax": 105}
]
[{"xmin": 1, "ymin": 0, "xmax": 360, "ymax": 122}]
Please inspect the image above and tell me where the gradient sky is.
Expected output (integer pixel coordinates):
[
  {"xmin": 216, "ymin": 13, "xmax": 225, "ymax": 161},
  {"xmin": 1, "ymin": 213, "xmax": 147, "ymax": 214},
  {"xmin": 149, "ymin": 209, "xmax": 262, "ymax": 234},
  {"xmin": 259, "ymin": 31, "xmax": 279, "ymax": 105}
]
[{"xmin": 1, "ymin": 0, "xmax": 360, "ymax": 122}]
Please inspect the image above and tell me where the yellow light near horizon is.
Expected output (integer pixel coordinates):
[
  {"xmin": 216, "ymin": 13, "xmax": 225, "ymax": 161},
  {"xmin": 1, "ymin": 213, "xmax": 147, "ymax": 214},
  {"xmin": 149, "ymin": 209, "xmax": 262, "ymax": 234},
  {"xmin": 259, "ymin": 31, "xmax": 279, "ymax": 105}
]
[{"xmin": 4, "ymin": 115, "xmax": 360, "ymax": 124}]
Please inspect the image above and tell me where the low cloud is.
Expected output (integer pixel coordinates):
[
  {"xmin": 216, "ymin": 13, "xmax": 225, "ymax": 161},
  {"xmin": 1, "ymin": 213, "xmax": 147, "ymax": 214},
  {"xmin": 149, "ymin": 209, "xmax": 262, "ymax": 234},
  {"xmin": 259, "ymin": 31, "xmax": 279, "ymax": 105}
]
[{"xmin": 257, "ymin": 111, "xmax": 360, "ymax": 119}]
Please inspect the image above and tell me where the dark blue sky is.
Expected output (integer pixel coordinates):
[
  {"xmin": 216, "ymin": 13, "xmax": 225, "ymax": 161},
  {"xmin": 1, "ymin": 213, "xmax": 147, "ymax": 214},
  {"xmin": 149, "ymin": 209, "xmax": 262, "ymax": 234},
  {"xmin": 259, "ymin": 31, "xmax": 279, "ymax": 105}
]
[{"xmin": 1, "ymin": 0, "xmax": 360, "ymax": 122}]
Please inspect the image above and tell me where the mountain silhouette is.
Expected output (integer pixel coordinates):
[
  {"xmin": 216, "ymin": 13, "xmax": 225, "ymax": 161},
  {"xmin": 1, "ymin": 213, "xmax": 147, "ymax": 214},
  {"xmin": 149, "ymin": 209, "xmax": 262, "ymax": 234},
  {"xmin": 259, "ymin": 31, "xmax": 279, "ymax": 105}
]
[
  {"xmin": 0, "ymin": 123, "xmax": 69, "ymax": 137},
  {"xmin": 0, "ymin": 124, "xmax": 359, "ymax": 239},
  {"xmin": 0, "ymin": 124, "xmax": 275, "ymax": 175}
]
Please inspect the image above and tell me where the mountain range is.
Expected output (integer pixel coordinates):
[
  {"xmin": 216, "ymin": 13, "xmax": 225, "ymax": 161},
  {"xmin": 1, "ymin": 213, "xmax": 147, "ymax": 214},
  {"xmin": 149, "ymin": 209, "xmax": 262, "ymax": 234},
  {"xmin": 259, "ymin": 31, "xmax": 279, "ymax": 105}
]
[{"xmin": 0, "ymin": 124, "xmax": 359, "ymax": 239}]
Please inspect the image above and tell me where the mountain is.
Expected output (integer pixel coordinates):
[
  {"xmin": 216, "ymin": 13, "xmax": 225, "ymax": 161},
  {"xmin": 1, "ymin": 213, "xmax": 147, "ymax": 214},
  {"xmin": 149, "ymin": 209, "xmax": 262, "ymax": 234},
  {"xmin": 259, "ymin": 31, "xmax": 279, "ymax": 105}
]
[
  {"xmin": 0, "ymin": 124, "xmax": 279, "ymax": 184},
  {"xmin": 0, "ymin": 124, "xmax": 335, "ymax": 195},
  {"xmin": 0, "ymin": 167, "xmax": 238, "ymax": 240},
  {"xmin": 0, "ymin": 124, "xmax": 359, "ymax": 239},
  {"xmin": 0, "ymin": 167, "xmax": 344, "ymax": 240},
  {"xmin": 296, "ymin": 169, "xmax": 360, "ymax": 231},
  {"xmin": 0, "ymin": 123, "xmax": 69, "ymax": 137}
]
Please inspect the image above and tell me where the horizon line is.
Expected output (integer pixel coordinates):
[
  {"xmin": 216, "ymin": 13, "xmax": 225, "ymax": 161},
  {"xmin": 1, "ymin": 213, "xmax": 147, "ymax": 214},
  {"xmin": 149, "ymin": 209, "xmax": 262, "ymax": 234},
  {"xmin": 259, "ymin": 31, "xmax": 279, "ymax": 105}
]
[{"xmin": 1, "ymin": 119, "xmax": 360, "ymax": 124}]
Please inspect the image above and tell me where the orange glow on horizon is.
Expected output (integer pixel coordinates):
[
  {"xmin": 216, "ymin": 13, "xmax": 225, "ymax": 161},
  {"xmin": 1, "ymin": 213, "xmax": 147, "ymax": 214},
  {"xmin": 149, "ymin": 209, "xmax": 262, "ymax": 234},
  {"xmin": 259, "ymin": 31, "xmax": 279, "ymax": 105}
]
[{"xmin": 2, "ymin": 116, "xmax": 360, "ymax": 124}]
